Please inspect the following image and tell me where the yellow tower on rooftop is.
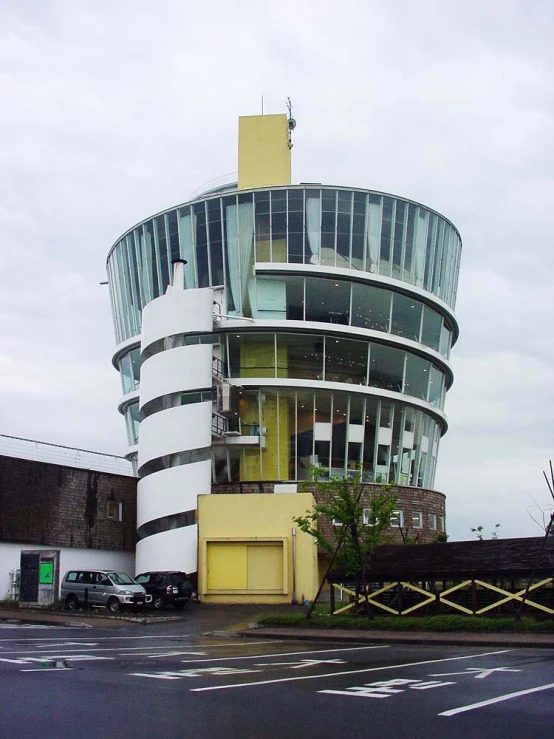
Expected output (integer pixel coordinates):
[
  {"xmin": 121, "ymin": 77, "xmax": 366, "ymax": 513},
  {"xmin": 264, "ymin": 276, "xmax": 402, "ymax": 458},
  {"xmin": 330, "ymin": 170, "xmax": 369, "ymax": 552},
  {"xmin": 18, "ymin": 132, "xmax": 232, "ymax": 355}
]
[{"xmin": 238, "ymin": 114, "xmax": 292, "ymax": 190}]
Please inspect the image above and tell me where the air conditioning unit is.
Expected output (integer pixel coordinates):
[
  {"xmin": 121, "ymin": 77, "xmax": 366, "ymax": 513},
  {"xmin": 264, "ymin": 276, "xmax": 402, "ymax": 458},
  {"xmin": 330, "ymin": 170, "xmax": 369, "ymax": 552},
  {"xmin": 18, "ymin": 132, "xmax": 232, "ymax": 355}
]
[{"xmin": 218, "ymin": 384, "xmax": 238, "ymax": 416}]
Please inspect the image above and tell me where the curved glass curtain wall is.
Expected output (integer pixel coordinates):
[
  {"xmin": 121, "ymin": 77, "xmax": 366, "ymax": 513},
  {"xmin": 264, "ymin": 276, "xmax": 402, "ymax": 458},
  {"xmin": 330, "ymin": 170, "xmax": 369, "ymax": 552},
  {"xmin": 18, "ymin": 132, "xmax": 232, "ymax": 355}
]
[
  {"xmin": 213, "ymin": 388, "xmax": 441, "ymax": 488},
  {"xmin": 107, "ymin": 187, "xmax": 461, "ymax": 345},
  {"xmin": 225, "ymin": 332, "xmax": 447, "ymax": 408}
]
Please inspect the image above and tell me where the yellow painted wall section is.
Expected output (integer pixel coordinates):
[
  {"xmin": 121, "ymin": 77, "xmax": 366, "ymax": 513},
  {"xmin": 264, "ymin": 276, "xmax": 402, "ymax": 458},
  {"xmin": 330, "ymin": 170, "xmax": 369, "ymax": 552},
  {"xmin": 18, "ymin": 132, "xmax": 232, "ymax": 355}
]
[
  {"xmin": 239, "ymin": 340, "xmax": 290, "ymax": 481},
  {"xmin": 198, "ymin": 493, "xmax": 319, "ymax": 604},
  {"xmin": 238, "ymin": 115, "xmax": 291, "ymax": 190}
]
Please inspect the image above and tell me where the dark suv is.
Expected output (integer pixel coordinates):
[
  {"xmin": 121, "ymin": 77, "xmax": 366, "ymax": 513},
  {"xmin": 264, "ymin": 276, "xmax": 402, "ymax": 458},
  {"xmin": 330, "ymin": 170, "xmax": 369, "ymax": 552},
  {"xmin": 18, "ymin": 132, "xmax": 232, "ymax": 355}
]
[{"xmin": 134, "ymin": 571, "xmax": 194, "ymax": 610}]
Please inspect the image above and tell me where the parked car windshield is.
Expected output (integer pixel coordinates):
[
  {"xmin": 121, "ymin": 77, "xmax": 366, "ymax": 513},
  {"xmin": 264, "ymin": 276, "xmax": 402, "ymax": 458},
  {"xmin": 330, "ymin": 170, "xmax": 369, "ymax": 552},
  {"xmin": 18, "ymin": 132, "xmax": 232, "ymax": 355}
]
[{"xmin": 106, "ymin": 572, "xmax": 135, "ymax": 585}]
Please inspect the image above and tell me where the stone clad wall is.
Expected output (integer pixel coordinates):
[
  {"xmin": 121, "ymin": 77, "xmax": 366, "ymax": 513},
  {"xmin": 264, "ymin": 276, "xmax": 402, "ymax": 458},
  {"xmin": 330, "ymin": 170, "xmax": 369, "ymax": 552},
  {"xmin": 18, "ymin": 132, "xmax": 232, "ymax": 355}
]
[{"xmin": 0, "ymin": 456, "xmax": 137, "ymax": 551}]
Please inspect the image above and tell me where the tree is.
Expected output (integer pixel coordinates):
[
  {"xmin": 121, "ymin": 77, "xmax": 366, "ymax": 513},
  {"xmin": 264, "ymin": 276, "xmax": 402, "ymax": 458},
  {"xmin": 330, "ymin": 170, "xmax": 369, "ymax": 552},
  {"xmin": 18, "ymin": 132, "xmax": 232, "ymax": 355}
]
[
  {"xmin": 471, "ymin": 523, "xmax": 501, "ymax": 541},
  {"xmin": 294, "ymin": 468, "xmax": 398, "ymax": 617}
]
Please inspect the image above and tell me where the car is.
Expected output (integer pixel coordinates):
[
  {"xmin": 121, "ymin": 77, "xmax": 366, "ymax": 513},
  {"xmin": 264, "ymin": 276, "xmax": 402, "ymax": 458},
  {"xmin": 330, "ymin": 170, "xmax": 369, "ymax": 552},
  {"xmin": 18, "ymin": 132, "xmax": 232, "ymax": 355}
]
[
  {"xmin": 134, "ymin": 571, "xmax": 194, "ymax": 610},
  {"xmin": 60, "ymin": 569, "xmax": 151, "ymax": 614}
]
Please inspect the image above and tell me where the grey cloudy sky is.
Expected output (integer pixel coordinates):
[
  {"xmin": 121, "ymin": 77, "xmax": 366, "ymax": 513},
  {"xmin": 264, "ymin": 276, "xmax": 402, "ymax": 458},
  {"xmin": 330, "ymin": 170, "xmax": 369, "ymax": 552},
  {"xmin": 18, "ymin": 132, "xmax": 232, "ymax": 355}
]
[{"xmin": 1, "ymin": 0, "xmax": 553, "ymax": 541}]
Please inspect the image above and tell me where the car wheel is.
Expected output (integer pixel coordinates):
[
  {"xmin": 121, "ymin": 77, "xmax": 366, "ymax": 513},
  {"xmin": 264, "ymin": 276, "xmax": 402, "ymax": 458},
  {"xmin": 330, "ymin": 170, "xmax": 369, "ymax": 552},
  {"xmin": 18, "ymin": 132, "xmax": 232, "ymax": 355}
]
[
  {"xmin": 152, "ymin": 596, "xmax": 166, "ymax": 610},
  {"xmin": 107, "ymin": 597, "xmax": 120, "ymax": 614},
  {"xmin": 65, "ymin": 594, "xmax": 79, "ymax": 611}
]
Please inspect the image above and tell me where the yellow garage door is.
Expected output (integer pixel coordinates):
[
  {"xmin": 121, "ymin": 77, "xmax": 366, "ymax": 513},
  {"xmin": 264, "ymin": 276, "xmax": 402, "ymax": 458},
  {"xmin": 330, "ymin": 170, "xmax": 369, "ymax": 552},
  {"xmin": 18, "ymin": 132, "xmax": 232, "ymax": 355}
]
[
  {"xmin": 247, "ymin": 545, "xmax": 283, "ymax": 591},
  {"xmin": 207, "ymin": 542, "xmax": 283, "ymax": 592},
  {"xmin": 207, "ymin": 543, "xmax": 247, "ymax": 590}
]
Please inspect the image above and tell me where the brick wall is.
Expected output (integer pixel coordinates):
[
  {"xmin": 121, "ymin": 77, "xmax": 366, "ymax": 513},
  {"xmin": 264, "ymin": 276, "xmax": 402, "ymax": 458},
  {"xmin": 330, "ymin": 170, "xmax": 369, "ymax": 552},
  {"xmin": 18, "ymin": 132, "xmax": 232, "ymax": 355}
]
[
  {"xmin": 0, "ymin": 456, "xmax": 138, "ymax": 551},
  {"xmin": 212, "ymin": 481, "xmax": 446, "ymax": 545}
]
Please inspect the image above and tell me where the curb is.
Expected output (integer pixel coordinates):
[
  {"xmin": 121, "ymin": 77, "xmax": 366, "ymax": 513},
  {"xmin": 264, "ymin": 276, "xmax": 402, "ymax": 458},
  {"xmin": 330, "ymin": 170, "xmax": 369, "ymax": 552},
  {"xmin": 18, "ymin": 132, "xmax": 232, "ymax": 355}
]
[
  {"xmin": 238, "ymin": 627, "xmax": 554, "ymax": 649},
  {"xmin": 0, "ymin": 608, "xmax": 186, "ymax": 628}
]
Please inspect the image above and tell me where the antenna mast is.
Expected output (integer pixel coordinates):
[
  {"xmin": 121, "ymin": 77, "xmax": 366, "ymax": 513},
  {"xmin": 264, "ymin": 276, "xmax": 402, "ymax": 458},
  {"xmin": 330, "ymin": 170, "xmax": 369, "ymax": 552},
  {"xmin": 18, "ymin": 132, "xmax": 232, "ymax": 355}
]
[{"xmin": 286, "ymin": 97, "xmax": 296, "ymax": 149}]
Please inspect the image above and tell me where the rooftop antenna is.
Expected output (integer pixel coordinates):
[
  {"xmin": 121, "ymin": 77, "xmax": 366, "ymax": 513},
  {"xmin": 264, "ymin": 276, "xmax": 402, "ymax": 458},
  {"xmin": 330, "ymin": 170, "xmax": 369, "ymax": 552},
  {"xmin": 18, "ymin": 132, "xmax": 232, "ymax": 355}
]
[
  {"xmin": 286, "ymin": 96, "xmax": 296, "ymax": 149},
  {"xmin": 261, "ymin": 94, "xmax": 264, "ymax": 115}
]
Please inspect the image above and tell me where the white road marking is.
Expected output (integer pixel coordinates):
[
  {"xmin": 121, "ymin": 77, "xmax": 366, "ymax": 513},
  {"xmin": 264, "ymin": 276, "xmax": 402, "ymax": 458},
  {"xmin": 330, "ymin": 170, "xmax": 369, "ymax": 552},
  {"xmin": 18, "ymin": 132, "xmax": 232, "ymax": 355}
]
[
  {"xmin": 430, "ymin": 667, "xmax": 521, "ymax": 680},
  {"xmin": 321, "ymin": 678, "xmax": 457, "ymax": 698},
  {"xmin": 131, "ymin": 666, "xmax": 262, "ymax": 680},
  {"xmin": 189, "ymin": 650, "xmax": 513, "ymax": 692},
  {"xmin": 254, "ymin": 659, "xmax": 346, "ymax": 669},
  {"xmin": 21, "ymin": 668, "xmax": 73, "ymax": 672},
  {"xmin": 147, "ymin": 652, "xmax": 208, "ymax": 658},
  {"xmin": 0, "ymin": 655, "xmax": 111, "ymax": 665},
  {"xmin": 28, "ymin": 642, "xmax": 99, "ymax": 648},
  {"xmin": 180, "ymin": 645, "xmax": 386, "ymax": 664},
  {"xmin": 439, "ymin": 682, "xmax": 554, "ymax": 716},
  {"xmin": 29, "ymin": 655, "xmax": 112, "ymax": 662}
]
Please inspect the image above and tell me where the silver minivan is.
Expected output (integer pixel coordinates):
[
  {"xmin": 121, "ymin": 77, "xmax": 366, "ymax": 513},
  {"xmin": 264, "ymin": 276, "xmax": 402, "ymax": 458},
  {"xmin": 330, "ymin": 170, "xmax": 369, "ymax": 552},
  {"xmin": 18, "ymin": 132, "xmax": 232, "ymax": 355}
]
[{"xmin": 61, "ymin": 570, "xmax": 151, "ymax": 613}]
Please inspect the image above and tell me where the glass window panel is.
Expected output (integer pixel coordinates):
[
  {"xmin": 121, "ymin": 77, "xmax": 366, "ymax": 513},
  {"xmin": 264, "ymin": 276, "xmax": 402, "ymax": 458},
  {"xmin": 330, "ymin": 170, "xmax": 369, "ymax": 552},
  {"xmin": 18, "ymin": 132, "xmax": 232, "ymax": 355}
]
[
  {"xmin": 167, "ymin": 210, "xmax": 180, "ymax": 263},
  {"xmin": 126, "ymin": 402, "xmax": 140, "ymax": 445},
  {"xmin": 391, "ymin": 293, "xmax": 423, "ymax": 341},
  {"xmin": 254, "ymin": 192, "xmax": 270, "ymax": 263},
  {"xmin": 305, "ymin": 277, "xmax": 350, "ymax": 325},
  {"xmin": 155, "ymin": 215, "xmax": 170, "ymax": 294},
  {"xmin": 271, "ymin": 190, "xmax": 287, "ymax": 213},
  {"xmin": 351, "ymin": 283, "xmax": 391, "ymax": 332},
  {"xmin": 144, "ymin": 221, "xmax": 159, "ymax": 298},
  {"xmin": 421, "ymin": 306, "xmax": 442, "ymax": 351},
  {"xmin": 237, "ymin": 333, "xmax": 275, "ymax": 378},
  {"xmin": 120, "ymin": 354, "xmax": 132, "ymax": 394},
  {"xmin": 287, "ymin": 189, "xmax": 303, "ymax": 212},
  {"xmin": 337, "ymin": 191, "xmax": 352, "ymax": 213},
  {"xmin": 379, "ymin": 197, "xmax": 393, "ymax": 276},
  {"xmin": 432, "ymin": 220, "xmax": 445, "ymax": 294},
  {"xmin": 402, "ymin": 204, "xmax": 415, "ymax": 282},
  {"xmin": 414, "ymin": 209, "xmax": 427, "ymax": 288},
  {"xmin": 325, "ymin": 337, "xmax": 368, "ymax": 385},
  {"xmin": 404, "ymin": 354, "xmax": 430, "ymax": 400},
  {"xmin": 295, "ymin": 389, "xmax": 315, "ymax": 480},
  {"xmin": 130, "ymin": 348, "xmax": 141, "ymax": 389},
  {"xmin": 367, "ymin": 194, "xmax": 381, "ymax": 273},
  {"xmin": 336, "ymin": 211, "xmax": 351, "ymax": 266},
  {"xmin": 331, "ymin": 400, "xmax": 347, "ymax": 476},
  {"xmin": 390, "ymin": 408, "xmax": 402, "ymax": 483},
  {"xmin": 305, "ymin": 191, "xmax": 321, "ymax": 266},
  {"xmin": 353, "ymin": 191, "xmax": 367, "ymax": 215},
  {"xmin": 207, "ymin": 200, "xmax": 224, "ymax": 286},
  {"xmin": 277, "ymin": 334, "xmax": 323, "ymax": 380},
  {"xmin": 428, "ymin": 364, "xmax": 444, "ymax": 406},
  {"xmin": 321, "ymin": 190, "xmax": 336, "ymax": 211},
  {"xmin": 351, "ymin": 212, "xmax": 365, "ymax": 269},
  {"xmin": 349, "ymin": 394, "xmax": 365, "ymax": 425},
  {"xmin": 287, "ymin": 210, "xmax": 304, "ymax": 264},
  {"xmin": 362, "ymin": 398, "xmax": 377, "ymax": 481},
  {"xmin": 284, "ymin": 275, "xmax": 304, "ymax": 320},
  {"xmin": 369, "ymin": 344, "xmax": 404, "ymax": 392},
  {"xmin": 424, "ymin": 213, "xmax": 436, "ymax": 291},
  {"xmin": 440, "ymin": 322, "xmax": 451, "ymax": 357},
  {"xmin": 254, "ymin": 190, "xmax": 270, "ymax": 214},
  {"xmin": 392, "ymin": 200, "xmax": 405, "ymax": 279},
  {"xmin": 194, "ymin": 203, "xmax": 209, "ymax": 287},
  {"xmin": 271, "ymin": 211, "xmax": 287, "ymax": 262}
]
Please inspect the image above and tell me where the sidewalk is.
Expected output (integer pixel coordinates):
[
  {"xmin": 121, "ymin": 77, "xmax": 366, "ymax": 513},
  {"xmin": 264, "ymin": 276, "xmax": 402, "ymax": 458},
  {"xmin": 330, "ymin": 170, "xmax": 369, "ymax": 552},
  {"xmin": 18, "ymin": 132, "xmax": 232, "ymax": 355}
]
[
  {"xmin": 0, "ymin": 607, "xmax": 183, "ymax": 628},
  {"xmin": 240, "ymin": 625, "xmax": 554, "ymax": 649}
]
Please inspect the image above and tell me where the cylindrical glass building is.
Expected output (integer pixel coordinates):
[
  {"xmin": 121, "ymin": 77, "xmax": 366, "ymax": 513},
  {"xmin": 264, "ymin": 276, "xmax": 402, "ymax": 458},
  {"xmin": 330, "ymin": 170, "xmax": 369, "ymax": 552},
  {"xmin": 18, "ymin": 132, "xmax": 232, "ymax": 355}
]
[{"xmin": 107, "ymin": 117, "xmax": 461, "ymax": 572}]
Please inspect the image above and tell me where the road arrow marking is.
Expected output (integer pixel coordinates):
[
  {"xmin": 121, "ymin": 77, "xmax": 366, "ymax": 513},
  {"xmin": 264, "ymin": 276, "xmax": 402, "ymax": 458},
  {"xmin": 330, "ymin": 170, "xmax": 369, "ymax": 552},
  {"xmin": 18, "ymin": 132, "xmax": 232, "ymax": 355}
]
[{"xmin": 430, "ymin": 667, "xmax": 521, "ymax": 680}]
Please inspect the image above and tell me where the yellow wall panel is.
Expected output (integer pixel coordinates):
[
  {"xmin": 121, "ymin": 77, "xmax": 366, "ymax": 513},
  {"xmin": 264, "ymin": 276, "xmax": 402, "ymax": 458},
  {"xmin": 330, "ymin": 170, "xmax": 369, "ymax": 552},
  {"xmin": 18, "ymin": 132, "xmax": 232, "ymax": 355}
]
[
  {"xmin": 247, "ymin": 545, "xmax": 283, "ymax": 590},
  {"xmin": 238, "ymin": 115, "xmax": 291, "ymax": 190},
  {"xmin": 207, "ymin": 543, "xmax": 247, "ymax": 590}
]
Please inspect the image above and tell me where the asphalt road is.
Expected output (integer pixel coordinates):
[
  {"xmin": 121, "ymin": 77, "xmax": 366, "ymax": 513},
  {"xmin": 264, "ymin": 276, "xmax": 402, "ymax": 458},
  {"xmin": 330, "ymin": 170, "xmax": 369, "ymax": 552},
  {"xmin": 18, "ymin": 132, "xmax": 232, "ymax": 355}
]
[{"xmin": 0, "ymin": 620, "xmax": 552, "ymax": 738}]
